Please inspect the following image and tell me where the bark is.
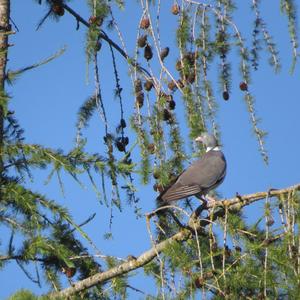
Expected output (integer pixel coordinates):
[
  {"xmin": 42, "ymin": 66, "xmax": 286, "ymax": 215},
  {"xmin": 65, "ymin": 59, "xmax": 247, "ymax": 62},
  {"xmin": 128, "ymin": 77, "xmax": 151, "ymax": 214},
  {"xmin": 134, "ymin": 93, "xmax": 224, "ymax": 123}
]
[
  {"xmin": 0, "ymin": 0, "xmax": 9, "ymax": 177},
  {"xmin": 49, "ymin": 183, "xmax": 300, "ymax": 299}
]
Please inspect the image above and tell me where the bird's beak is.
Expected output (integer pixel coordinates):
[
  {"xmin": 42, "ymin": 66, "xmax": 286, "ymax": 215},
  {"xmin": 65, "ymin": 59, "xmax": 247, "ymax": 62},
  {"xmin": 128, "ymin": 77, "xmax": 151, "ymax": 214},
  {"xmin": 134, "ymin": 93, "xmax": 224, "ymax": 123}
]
[{"xmin": 195, "ymin": 136, "xmax": 203, "ymax": 143}]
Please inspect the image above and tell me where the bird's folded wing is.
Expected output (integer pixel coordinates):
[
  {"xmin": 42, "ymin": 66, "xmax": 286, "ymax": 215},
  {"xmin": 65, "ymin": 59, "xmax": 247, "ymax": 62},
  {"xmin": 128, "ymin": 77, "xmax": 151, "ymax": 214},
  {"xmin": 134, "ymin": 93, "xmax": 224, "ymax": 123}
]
[
  {"xmin": 157, "ymin": 151, "xmax": 226, "ymax": 203},
  {"xmin": 178, "ymin": 151, "xmax": 226, "ymax": 190},
  {"xmin": 160, "ymin": 184, "xmax": 201, "ymax": 202}
]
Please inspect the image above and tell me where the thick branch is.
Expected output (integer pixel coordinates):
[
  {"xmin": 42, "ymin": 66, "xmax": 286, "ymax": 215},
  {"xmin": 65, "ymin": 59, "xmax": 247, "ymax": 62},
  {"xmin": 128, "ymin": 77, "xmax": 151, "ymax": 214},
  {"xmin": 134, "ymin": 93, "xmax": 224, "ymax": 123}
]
[
  {"xmin": 208, "ymin": 183, "xmax": 300, "ymax": 209},
  {"xmin": 49, "ymin": 183, "xmax": 300, "ymax": 298},
  {"xmin": 48, "ymin": 230, "xmax": 191, "ymax": 298},
  {"xmin": 0, "ymin": 0, "xmax": 9, "ymax": 178}
]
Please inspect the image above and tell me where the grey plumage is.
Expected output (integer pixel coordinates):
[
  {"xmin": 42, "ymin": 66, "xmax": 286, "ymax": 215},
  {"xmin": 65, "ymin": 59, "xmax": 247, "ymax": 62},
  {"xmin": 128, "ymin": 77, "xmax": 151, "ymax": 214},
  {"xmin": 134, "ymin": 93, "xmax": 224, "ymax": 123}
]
[{"xmin": 157, "ymin": 133, "xmax": 226, "ymax": 203}]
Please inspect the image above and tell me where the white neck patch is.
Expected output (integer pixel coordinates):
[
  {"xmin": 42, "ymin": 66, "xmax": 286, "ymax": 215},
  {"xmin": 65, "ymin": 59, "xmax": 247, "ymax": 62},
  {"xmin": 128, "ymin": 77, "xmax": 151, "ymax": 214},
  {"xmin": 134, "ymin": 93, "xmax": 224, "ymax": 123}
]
[{"xmin": 206, "ymin": 146, "xmax": 221, "ymax": 152}]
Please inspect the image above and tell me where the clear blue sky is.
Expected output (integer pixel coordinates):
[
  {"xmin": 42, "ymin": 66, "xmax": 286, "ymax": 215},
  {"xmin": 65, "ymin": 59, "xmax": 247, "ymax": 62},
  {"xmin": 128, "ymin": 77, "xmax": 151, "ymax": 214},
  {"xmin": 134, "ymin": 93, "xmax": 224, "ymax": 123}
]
[{"xmin": 1, "ymin": 1, "xmax": 300, "ymax": 299}]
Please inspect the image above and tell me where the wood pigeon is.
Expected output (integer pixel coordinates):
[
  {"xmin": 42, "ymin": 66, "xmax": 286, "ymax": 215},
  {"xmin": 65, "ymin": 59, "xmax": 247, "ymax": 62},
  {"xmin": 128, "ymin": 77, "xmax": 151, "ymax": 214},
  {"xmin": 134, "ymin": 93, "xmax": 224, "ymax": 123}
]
[{"xmin": 157, "ymin": 133, "xmax": 226, "ymax": 203}]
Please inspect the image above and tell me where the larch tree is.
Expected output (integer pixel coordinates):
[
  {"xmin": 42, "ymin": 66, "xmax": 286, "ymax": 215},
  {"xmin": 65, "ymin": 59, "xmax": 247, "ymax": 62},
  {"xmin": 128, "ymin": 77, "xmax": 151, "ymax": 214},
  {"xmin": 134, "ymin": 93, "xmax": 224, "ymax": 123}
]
[{"xmin": 1, "ymin": 0, "xmax": 300, "ymax": 299}]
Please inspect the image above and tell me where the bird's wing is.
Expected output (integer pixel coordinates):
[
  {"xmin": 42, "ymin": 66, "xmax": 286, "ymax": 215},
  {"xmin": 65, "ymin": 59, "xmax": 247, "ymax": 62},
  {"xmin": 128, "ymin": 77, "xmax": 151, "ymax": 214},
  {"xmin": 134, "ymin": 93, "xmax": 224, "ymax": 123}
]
[
  {"xmin": 179, "ymin": 151, "xmax": 226, "ymax": 189},
  {"xmin": 159, "ymin": 151, "xmax": 226, "ymax": 202},
  {"xmin": 159, "ymin": 183, "xmax": 202, "ymax": 202}
]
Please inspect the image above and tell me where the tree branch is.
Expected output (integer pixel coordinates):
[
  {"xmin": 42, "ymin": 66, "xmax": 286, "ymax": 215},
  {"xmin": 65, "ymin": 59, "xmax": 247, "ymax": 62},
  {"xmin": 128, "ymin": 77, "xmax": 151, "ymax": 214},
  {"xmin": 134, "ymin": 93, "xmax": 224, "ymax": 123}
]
[
  {"xmin": 48, "ymin": 183, "xmax": 300, "ymax": 298},
  {"xmin": 0, "ymin": 0, "xmax": 10, "ymax": 181},
  {"xmin": 208, "ymin": 184, "xmax": 300, "ymax": 210},
  {"xmin": 62, "ymin": 4, "xmax": 127, "ymax": 59},
  {"xmin": 0, "ymin": 254, "xmax": 46, "ymax": 262},
  {"xmin": 62, "ymin": 3, "xmax": 151, "ymax": 77}
]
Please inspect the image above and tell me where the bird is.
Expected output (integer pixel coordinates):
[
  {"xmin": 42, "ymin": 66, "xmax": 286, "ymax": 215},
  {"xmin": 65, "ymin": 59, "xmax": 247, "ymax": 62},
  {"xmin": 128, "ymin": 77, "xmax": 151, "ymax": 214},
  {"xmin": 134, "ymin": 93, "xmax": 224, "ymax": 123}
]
[{"xmin": 157, "ymin": 132, "xmax": 226, "ymax": 203}]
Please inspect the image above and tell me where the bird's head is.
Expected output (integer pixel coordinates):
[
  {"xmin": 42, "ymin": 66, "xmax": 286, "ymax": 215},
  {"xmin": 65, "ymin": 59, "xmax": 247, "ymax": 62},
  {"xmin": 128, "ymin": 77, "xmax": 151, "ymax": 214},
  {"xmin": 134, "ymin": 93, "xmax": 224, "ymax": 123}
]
[{"xmin": 195, "ymin": 133, "xmax": 219, "ymax": 151}]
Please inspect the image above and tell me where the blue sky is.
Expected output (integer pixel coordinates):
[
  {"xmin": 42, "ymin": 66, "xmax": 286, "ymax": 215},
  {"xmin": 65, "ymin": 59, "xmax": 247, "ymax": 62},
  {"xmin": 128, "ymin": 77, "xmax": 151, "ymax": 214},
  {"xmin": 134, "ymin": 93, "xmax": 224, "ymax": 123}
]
[{"xmin": 1, "ymin": 1, "xmax": 300, "ymax": 299}]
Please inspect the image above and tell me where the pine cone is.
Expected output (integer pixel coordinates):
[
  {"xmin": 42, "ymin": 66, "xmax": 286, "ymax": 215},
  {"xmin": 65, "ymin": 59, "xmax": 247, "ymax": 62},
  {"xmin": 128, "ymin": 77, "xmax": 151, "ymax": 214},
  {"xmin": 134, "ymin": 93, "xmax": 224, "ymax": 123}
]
[
  {"xmin": 52, "ymin": 4, "xmax": 65, "ymax": 16},
  {"xmin": 171, "ymin": 4, "xmax": 180, "ymax": 15},
  {"xmin": 144, "ymin": 80, "xmax": 154, "ymax": 91},
  {"xmin": 160, "ymin": 47, "xmax": 169, "ymax": 61},
  {"xmin": 144, "ymin": 44, "xmax": 153, "ymax": 61},
  {"xmin": 140, "ymin": 17, "xmax": 150, "ymax": 29},
  {"xmin": 137, "ymin": 35, "xmax": 147, "ymax": 48}
]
